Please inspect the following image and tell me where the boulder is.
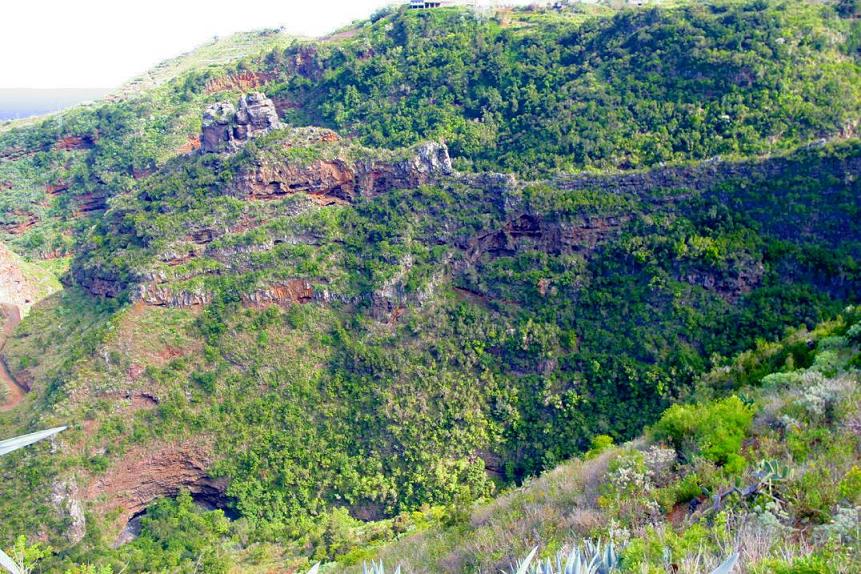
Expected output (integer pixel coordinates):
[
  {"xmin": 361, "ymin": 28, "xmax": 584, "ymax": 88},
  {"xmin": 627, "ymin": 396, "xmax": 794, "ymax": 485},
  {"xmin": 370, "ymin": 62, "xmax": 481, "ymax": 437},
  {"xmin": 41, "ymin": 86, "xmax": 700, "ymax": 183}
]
[
  {"xmin": 200, "ymin": 93, "xmax": 282, "ymax": 153},
  {"xmin": 411, "ymin": 141, "xmax": 453, "ymax": 177},
  {"xmin": 200, "ymin": 102, "xmax": 237, "ymax": 153},
  {"xmin": 235, "ymin": 92, "xmax": 281, "ymax": 132}
]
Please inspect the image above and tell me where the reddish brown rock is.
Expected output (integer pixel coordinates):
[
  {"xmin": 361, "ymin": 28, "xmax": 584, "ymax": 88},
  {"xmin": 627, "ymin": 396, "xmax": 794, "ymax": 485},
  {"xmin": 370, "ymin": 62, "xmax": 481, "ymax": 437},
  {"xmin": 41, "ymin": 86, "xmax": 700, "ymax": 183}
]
[
  {"xmin": 174, "ymin": 135, "xmax": 201, "ymax": 155},
  {"xmin": 45, "ymin": 181, "xmax": 69, "ymax": 194},
  {"xmin": 233, "ymin": 158, "xmax": 357, "ymax": 201},
  {"xmin": 84, "ymin": 441, "xmax": 226, "ymax": 533},
  {"xmin": 74, "ymin": 191, "xmax": 108, "ymax": 215},
  {"xmin": 230, "ymin": 140, "xmax": 453, "ymax": 203},
  {"xmin": 1, "ymin": 212, "xmax": 38, "ymax": 235},
  {"xmin": 242, "ymin": 279, "xmax": 316, "ymax": 307},
  {"xmin": 53, "ymin": 135, "xmax": 95, "ymax": 152},
  {"xmin": 204, "ymin": 71, "xmax": 274, "ymax": 94}
]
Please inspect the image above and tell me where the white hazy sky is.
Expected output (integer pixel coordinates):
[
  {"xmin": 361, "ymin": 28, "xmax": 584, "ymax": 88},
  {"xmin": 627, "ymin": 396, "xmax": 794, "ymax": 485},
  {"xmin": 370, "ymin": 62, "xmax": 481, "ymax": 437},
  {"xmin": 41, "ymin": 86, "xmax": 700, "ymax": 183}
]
[{"xmin": 0, "ymin": 0, "xmax": 524, "ymax": 90}]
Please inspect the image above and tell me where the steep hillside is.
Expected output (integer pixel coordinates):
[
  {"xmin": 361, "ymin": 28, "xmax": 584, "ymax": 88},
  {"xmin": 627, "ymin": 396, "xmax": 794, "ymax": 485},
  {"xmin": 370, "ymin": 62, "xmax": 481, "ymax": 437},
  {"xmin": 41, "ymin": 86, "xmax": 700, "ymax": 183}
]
[
  {"xmin": 0, "ymin": 1, "xmax": 859, "ymax": 572},
  {"xmin": 335, "ymin": 309, "xmax": 861, "ymax": 573}
]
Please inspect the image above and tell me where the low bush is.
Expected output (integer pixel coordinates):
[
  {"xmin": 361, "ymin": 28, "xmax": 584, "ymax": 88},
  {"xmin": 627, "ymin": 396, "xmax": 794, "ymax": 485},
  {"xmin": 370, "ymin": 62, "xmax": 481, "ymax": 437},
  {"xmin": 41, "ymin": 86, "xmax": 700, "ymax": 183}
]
[{"xmin": 650, "ymin": 396, "xmax": 754, "ymax": 470}]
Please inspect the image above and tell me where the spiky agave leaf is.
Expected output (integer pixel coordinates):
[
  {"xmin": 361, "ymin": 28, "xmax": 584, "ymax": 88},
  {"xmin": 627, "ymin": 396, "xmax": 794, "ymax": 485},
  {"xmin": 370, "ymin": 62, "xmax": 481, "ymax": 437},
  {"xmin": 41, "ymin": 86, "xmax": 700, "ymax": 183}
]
[
  {"xmin": 600, "ymin": 540, "xmax": 618, "ymax": 574},
  {"xmin": 511, "ymin": 539, "xmax": 623, "ymax": 574},
  {"xmin": 710, "ymin": 553, "xmax": 739, "ymax": 574},
  {"xmin": 360, "ymin": 561, "xmax": 402, "ymax": 574},
  {"xmin": 0, "ymin": 427, "xmax": 67, "ymax": 457},
  {"xmin": 0, "ymin": 548, "xmax": 22, "ymax": 574},
  {"xmin": 513, "ymin": 546, "xmax": 539, "ymax": 574},
  {"xmin": 306, "ymin": 563, "xmax": 320, "ymax": 574},
  {"xmin": 558, "ymin": 546, "xmax": 593, "ymax": 574}
]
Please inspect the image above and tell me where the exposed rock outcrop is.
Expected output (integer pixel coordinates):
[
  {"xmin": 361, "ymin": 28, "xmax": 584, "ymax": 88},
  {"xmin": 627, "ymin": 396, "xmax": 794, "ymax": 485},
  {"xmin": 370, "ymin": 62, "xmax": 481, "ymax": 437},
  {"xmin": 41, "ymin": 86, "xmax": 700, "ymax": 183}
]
[
  {"xmin": 233, "ymin": 156, "xmax": 355, "ymax": 201},
  {"xmin": 1, "ymin": 302, "xmax": 27, "ymax": 411},
  {"xmin": 174, "ymin": 135, "xmax": 201, "ymax": 155},
  {"xmin": 53, "ymin": 134, "xmax": 96, "ymax": 152},
  {"xmin": 241, "ymin": 279, "xmax": 350, "ymax": 307},
  {"xmin": 84, "ymin": 441, "xmax": 226, "ymax": 532},
  {"xmin": 45, "ymin": 181, "xmax": 70, "ymax": 195},
  {"xmin": 134, "ymin": 283, "xmax": 213, "ymax": 307},
  {"xmin": 74, "ymin": 190, "xmax": 109, "ymax": 215},
  {"xmin": 0, "ymin": 243, "xmax": 39, "ymax": 312},
  {"xmin": 52, "ymin": 478, "xmax": 86, "ymax": 544},
  {"xmin": 204, "ymin": 71, "xmax": 274, "ymax": 94},
  {"xmin": 0, "ymin": 211, "xmax": 38, "ymax": 236},
  {"xmin": 231, "ymin": 139, "xmax": 453, "ymax": 202},
  {"xmin": 200, "ymin": 92, "xmax": 282, "ymax": 153}
]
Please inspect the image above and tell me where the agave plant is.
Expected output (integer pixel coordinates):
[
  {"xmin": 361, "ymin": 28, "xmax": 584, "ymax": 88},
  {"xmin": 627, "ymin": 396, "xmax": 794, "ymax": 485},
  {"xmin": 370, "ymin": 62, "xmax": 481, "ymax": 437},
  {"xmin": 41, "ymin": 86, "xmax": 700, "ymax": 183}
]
[
  {"xmin": 509, "ymin": 540, "xmax": 619, "ymax": 574},
  {"xmin": 306, "ymin": 559, "xmax": 401, "ymax": 574},
  {"xmin": 362, "ymin": 560, "xmax": 401, "ymax": 574},
  {"xmin": 0, "ymin": 427, "xmax": 66, "ymax": 574},
  {"xmin": 709, "ymin": 553, "xmax": 739, "ymax": 574},
  {"xmin": 755, "ymin": 459, "xmax": 790, "ymax": 496},
  {"xmin": 511, "ymin": 541, "xmax": 739, "ymax": 574}
]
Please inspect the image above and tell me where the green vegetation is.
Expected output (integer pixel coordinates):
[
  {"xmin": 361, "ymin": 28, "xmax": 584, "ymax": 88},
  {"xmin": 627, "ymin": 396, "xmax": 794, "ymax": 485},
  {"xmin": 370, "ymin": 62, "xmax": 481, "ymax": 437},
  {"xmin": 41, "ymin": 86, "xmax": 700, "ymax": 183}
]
[
  {"xmin": 0, "ymin": 1, "xmax": 859, "ymax": 572},
  {"xmin": 277, "ymin": 0, "xmax": 861, "ymax": 174},
  {"xmin": 651, "ymin": 396, "xmax": 754, "ymax": 470},
  {"xmin": 3, "ymin": 0, "xmax": 861, "ymax": 260},
  {"xmin": 331, "ymin": 307, "xmax": 861, "ymax": 573}
]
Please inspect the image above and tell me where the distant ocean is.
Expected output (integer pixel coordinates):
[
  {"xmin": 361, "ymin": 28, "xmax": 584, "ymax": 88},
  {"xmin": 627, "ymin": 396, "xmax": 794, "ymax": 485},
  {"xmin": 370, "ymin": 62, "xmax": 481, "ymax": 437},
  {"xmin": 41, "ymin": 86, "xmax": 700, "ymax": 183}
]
[{"xmin": 0, "ymin": 88, "xmax": 111, "ymax": 121}]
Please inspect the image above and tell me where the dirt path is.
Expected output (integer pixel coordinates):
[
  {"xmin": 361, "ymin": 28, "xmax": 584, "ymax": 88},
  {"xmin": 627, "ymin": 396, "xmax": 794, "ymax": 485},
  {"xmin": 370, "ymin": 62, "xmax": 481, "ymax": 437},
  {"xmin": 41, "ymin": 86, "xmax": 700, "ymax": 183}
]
[{"xmin": 0, "ymin": 303, "xmax": 26, "ymax": 411}]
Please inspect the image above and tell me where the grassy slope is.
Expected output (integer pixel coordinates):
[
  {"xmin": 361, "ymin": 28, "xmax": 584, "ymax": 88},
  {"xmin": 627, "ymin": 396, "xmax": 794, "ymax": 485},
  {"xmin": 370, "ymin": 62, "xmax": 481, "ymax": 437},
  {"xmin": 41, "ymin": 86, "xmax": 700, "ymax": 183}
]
[
  {"xmin": 110, "ymin": 30, "xmax": 296, "ymax": 100},
  {"xmin": 3, "ymin": 0, "xmax": 861, "ymax": 260},
  {"xmin": 2, "ymin": 137, "xmax": 856, "ymax": 573},
  {"xmin": 17, "ymin": 300, "xmax": 857, "ymax": 573}
]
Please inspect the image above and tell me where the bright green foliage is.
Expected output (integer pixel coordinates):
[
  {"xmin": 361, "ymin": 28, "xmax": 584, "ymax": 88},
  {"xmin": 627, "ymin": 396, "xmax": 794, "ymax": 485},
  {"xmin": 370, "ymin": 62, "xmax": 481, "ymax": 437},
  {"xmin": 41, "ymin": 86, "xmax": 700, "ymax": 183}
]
[
  {"xmin": 586, "ymin": 435, "xmax": 615, "ymax": 459},
  {"xmin": 847, "ymin": 322, "xmax": 861, "ymax": 345},
  {"xmin": 362, "ymin": 560, "xmax": 401, "ymax": 574},
  {"xmin": 0, "ymin": 429, "xmax": 66, "ymax": 574},
  {"xmin": 0, "ymin": 536, "xmax": 50, "ymax": 574},
  {"xmin": 838, "ymin": 465, "xmax": 861, "ymax": 503},
  {"xmin": 651, "ymin": 396, "xmax": 753, "ymax": 469},
  {"xmin": 63, "ymin": 566, "xmax": 114, "ymax": 574},
  {"xmin": 109, "ymin": 491, "xmax": 231, "ymax": 574},
  {"xmin": 338, "ymin": 315, "xmax": 860, "ymax": 573}
]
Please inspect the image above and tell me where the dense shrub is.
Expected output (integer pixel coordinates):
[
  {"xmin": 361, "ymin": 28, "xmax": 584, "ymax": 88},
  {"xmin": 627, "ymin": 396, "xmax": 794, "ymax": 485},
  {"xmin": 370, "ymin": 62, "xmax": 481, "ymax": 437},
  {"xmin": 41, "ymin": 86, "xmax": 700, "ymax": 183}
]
[
  {"xmin": 651, "ymin": 396, "xmax": 754, "ymax": 470},
  {"xmin": 111, "ymin": 491, "xmax": 232, "ymax": 573}
]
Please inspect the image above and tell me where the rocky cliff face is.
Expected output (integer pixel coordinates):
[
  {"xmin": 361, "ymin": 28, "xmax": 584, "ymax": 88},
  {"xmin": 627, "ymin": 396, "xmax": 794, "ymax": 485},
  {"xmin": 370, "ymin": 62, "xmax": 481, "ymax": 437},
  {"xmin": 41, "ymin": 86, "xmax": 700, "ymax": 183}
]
[
  {"xmin": 82, "ymin": 441, "xmax": 226, "ymax": 537},
  {"xmin": 204, "ymin": 71, "xmax": 274, "ymax": 94},
  {"xmin": 73, "ymin": 107, "xmax": 860, "ymax": 315},
  {"xmin": 200, "ymin": 92, "xmax": 282, "ymax": 153},
  {"xmin": 230, "ymin": 136, "xmax": 453, "ymax": 202}
]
